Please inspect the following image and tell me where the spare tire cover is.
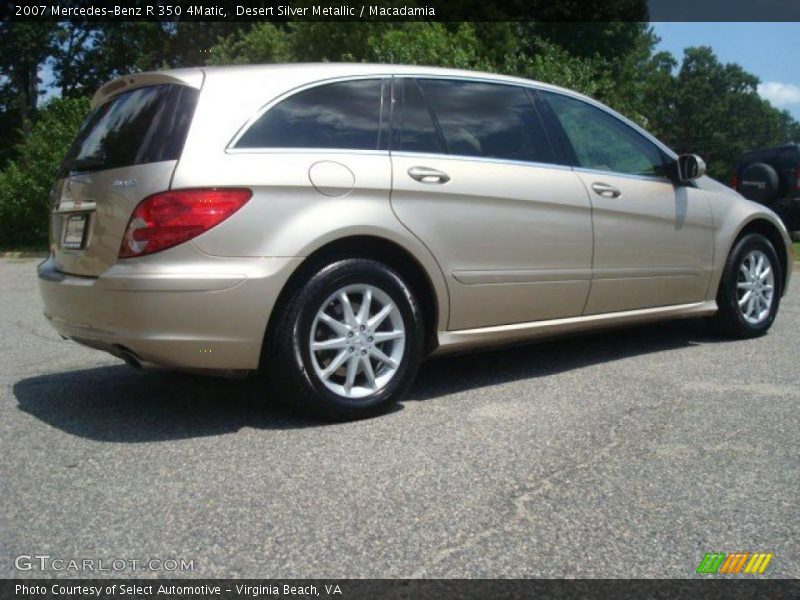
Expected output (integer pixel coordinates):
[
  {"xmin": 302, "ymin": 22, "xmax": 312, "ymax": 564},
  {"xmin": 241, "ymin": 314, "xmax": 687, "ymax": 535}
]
[{"xmin": 738, "ymin": 162, "xmax": 779, "ymax": 205}]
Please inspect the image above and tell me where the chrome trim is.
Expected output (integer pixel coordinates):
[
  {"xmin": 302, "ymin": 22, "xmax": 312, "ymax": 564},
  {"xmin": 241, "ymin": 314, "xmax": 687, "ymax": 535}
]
[
  {"xmin": 390, "ymin": 151, "xmax": 574, "ymax": 172},
  {"xmin": 574, "ymin": 166, "xmax": 673, "ymax": 184},
  {"xmin": 225, "ymin": 147, "xmax": 389, "ymax": 156}
]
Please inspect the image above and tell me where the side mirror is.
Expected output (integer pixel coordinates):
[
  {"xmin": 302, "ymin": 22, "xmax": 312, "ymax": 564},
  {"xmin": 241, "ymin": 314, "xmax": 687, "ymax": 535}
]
[{"xmin": 671, "ymin": 154, "xmax": 706, "ymax": 184}]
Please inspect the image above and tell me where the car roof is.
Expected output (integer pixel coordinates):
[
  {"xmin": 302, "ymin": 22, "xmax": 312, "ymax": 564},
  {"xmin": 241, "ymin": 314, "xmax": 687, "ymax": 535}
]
[{"xmin": 117, "ymin": 62, "xmax": 588, "ymax": 102}]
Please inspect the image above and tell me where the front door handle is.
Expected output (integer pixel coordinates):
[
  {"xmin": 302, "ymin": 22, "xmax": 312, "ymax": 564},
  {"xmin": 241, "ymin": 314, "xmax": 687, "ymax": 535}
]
[
  {"xmin": 591, "ymin": 182, "xmax": 622, "ymax": 198},
  {"xmin": 408, "ymin": 166, "xmax": 450, "ymax": 184}
]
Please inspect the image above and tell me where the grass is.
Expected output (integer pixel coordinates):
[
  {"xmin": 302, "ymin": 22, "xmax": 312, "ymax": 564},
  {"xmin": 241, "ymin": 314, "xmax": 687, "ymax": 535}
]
[{"xmin": 794, "ymin": 242, "xmax": 800, "ymax": 261}]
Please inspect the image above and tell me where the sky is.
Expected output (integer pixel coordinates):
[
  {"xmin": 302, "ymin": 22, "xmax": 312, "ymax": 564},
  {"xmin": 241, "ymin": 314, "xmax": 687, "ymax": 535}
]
[{"xmin": 651, "ymin": 22, "xmax": 800, "ymax": 120}]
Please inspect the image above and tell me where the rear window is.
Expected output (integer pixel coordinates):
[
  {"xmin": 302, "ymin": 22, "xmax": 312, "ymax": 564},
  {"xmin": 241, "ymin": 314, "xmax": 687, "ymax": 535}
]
[
  {"xmin": 58, "ymin": 84, "xmax": 198, "ymax": 178},
  {"xmin": 234, "ymin": 79, "xmax": 387, "ymax": 151}
]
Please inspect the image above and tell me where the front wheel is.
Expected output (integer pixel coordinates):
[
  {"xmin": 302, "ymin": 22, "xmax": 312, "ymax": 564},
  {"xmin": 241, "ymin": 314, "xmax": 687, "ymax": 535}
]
[
  {"xmin": 268, "ymin": 258, "xmax": 424, "ymax": 420},
  {"xmin": 710, "ymin": 233, "xmax": 782, "ymax": 338}
]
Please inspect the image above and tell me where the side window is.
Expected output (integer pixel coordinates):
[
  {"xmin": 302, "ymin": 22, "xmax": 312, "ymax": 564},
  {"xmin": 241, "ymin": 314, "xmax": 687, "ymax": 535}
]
[
  {"xmin": 394, "ymin": 78, "xmax": 443, "ymax": 154},
  {"xmin": 235, "ymin": 79, "xmax": 384, "ymax": 150},
  {"xmin": 416, "ymin": 79, "xmax": 553, "ymax": 163},
  {"xmin": 541, "ymin": 91, "xmax": 665, "ymax": 176}
]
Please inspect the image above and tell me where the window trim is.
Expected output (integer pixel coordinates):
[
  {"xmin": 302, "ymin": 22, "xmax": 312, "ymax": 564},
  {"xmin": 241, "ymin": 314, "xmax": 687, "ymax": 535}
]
[
  {"xmin": 226, "ymin": 71, "xmax": 681, "ymax": 178},
  {"xmin": 226, "ymin": 75, "xmax": 391, "ymax": 154},
  {"xmin": 390, "ymin": 150, "xmax": 574, "ymax": 172}
]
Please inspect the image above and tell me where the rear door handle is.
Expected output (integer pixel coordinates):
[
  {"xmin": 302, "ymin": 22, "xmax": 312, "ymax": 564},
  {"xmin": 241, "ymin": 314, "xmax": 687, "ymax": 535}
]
[
  {"xmin": 408, "ymin": 166, "xmax": 450, "ymax": 184},
  {"xmin": 591, "ymin": 182, "xmax": 622, "ymax": 198}
]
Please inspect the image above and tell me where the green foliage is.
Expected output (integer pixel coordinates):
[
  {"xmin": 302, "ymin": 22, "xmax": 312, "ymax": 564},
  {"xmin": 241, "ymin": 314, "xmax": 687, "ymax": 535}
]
[
  {"xmin": 208, "ymin": 23, "xmax": 292, "ymax": 65},
  {"xmin": 367, "ymin": 23, "xmax": 489, "ymax": 70},
  {"xmin": 643, "ymin": 46, "xmax": 800, "ymax": 180},
  {"xmin": 1, "ymin": 19, "xmax": 800, "ymax": 248},
  {"xmin": 0, "ymin": 96, "xmax": 89, "ymax": 248}
]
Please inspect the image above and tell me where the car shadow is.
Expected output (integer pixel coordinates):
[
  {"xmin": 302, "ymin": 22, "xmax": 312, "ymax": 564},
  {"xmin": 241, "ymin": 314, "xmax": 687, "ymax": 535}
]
[
  {"xmin": 13, "ymin": 318, "xmax": 732, "ymax": 443},
  {"xmin": 407, "ymin": 318, "xmax": 730, "ymax": 402}
]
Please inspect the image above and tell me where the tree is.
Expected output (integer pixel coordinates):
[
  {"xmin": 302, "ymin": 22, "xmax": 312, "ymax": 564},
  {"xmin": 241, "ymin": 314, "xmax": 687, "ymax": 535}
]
[
  {"xmin": 0, "ymin": 96, "xmax": 89, "ymax": 248},
  {"xmin": 645, "ymin": 46, "xmax": 800, "ymax": 179},
  {"xmin": 0, "ymin": 23, "xmax": 57, "ymax": 163}
]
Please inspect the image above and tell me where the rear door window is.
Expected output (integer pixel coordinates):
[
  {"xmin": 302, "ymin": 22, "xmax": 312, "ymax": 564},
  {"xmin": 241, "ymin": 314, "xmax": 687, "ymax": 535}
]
[
  {"xmin": 59, "ymin": 84, "xmax": 198, "ymax": 177},
  {"xmin": 235, "ymin": 79, "xmax": 387, "ymax": 151},
  {"xmin": 415, "ymin": 79, "xmax": 553, "ymax": 164}
]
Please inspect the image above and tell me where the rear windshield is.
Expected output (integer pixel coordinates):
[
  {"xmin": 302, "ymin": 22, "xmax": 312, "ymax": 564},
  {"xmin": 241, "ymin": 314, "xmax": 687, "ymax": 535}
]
[{"xmin": 58, "ymin": 84, "xmax": 198, "ymax": 178}]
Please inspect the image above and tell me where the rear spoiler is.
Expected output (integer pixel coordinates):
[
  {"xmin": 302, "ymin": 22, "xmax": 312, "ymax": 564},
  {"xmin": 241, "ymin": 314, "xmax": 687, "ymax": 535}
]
[{"xmin": 91, "ymin": 69, "xmax": 205, "ymax": 109}]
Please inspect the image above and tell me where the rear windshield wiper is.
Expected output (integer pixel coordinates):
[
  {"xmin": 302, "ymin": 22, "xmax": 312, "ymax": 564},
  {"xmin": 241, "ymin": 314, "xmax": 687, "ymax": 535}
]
[{"xmin": 68, "ymin": 157, "xmax": 107, "ymax": 173}]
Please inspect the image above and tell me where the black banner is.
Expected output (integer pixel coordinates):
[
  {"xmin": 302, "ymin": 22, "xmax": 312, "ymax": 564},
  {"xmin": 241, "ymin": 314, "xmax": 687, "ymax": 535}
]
[
  {"xmin": 4, "ymin": 580, "xmax": 800, "ymax": 600},
  {"xmin": 2, "ymin": 0, "xmax": 800, "ymax": 22}
]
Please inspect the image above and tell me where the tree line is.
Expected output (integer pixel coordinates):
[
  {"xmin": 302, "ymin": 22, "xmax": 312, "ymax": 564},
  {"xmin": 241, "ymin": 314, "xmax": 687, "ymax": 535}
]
[{"xmin": 1, "ymin": 21, "xmax": 798, "ymax": 247}]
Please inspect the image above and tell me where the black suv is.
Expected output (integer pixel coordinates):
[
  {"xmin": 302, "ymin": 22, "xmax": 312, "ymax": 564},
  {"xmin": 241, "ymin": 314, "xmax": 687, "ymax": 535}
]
[{"xmin": 733, "ymin": 143, "xmax": 800, "ymax": 234}]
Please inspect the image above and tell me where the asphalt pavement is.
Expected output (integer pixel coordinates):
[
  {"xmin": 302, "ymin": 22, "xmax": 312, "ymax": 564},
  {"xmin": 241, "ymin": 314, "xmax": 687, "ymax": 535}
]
[{"xmin": 1, "ymin": 257, "xmax": 798, "ymax": 578}]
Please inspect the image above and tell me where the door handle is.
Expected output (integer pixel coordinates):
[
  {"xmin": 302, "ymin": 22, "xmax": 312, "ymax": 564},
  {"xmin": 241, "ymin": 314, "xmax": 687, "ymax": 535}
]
[
  {"xmin": 591, "ymin": 182, "xmax": 622, "ymax": 198},
  {"xmin": 408, "ymin": 166, "xmax": 450, "ymax": 184}
]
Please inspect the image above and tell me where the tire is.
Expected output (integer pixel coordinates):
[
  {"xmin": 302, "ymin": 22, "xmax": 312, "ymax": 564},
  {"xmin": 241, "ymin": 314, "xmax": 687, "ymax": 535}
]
[
  {"xmin": 268, "ymin": 258, "xmax": 424, "ymax": 421},
  {"xmin": 710, "ymin": 233, "xmax": 782, "ymax": 338},
  {"xmin": 737, "ymin": 162, "xmax": 779, "ymax": 205}
]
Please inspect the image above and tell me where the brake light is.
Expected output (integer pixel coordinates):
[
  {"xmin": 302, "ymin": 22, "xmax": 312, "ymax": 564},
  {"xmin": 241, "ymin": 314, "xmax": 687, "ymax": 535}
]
[
  {"xmin": 731, "ymin": 174, "xmax": 738, "ymax": 190},
  {"xmin": 119, "ymin": 188, "xmax": 252, "ymax": 258},
  {"xmin": 796, "ymin": 166, "xmax": 800, "ymax": 190}
]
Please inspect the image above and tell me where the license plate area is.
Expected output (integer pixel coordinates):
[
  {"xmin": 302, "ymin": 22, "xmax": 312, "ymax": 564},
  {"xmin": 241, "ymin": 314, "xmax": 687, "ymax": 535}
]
[{"xmin": 61, "ymin": 213, "xmax": 88, "ymax": 250}]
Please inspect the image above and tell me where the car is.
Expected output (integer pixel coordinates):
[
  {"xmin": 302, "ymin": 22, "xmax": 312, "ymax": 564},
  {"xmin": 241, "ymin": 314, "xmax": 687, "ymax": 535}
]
[
  {"xmin": 733, "ymin": 143, "xmax": 800, "ymax": 237},
  {"xmin": 38, "ymin": 63, "xmax": 794, "ymax": 420}
]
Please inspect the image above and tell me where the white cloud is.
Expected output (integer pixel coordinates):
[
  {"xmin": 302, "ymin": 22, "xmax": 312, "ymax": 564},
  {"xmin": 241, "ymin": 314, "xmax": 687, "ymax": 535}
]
[{"xmin": 758, "ymin": 81, "xmax": 800, "ymax": 107}]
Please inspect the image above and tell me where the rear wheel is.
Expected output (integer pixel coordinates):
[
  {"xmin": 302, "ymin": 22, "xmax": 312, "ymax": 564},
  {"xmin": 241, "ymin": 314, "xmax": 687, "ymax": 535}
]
[
  {"xmin": 710, "ymin": 233, "xmax": 782, "ymax": 338},
  {"xmin": 268, "ymin": 258, "xmax": 424, "ymax": 420}
]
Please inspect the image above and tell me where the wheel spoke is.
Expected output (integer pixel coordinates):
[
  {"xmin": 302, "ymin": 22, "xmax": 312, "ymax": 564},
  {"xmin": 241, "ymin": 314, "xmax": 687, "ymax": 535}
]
[
  {"xmin": 370, "ymin": 346, "xmax": 398, "ymax": 369},
  {"xmin": 368, "ymin": 303, "xmax": 394, "ymax": 329},
  {"xmin": 361, "ymin": 355, "xmax": 376, "ymax": 389},
  {"xmin": 739, "ymin": 263, "xmax": 751, "ymax": 280},
  {"xmin": 311, "ymin": 337, "xmax": 347, "ymax": 351},
  {"xmin": 343, "ymin": 355, "xmax": 359, "ymax": 394},
  {"xmin": 758, "ymin": 266, "xmax": 771, "ymax": 281},
  {"xmin": 320, "ymin": 350, "xmax": 349, "ymax": 380},
  {"xmin": 356, "ymin": 288, "xmax": 372, "ymax": 325},
  {"xmin": 373, "ymin": 330, "xmax": 404, "ymax": 343},
  {"xmin": 738, "ymin": 290, "xmax": 751, "ymax": 306},
  {"xmin": 339, "ymin": 291, "xmax": 357, "ymax": 326},
  {"xmin": 318, "ymin": 312, "xmax": 348, "ymax": 336},
  {"xmin": 746, "ymin": 294, "xmax": 756, "ymax": 317}
]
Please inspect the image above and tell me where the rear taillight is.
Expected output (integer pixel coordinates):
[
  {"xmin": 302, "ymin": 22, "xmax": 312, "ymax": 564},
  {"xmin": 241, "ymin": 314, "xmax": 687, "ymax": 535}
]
[
  {"xmin": 119, "ymin": 188, "xmax": 252, "ymax": 258},
  {"xmin": 731, "ymin": 174, "xmax": 738, "ymax": 190},
  {"xmin": 795, "ymin": 166, "xmax": 800, "ymax": 190}
]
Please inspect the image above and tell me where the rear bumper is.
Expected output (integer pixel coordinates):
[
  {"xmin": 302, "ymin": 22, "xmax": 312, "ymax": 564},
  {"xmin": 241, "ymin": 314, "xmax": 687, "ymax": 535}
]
[{"xmin": 37, "ymin": 253, "xmax": 302, "ymax": 371}]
